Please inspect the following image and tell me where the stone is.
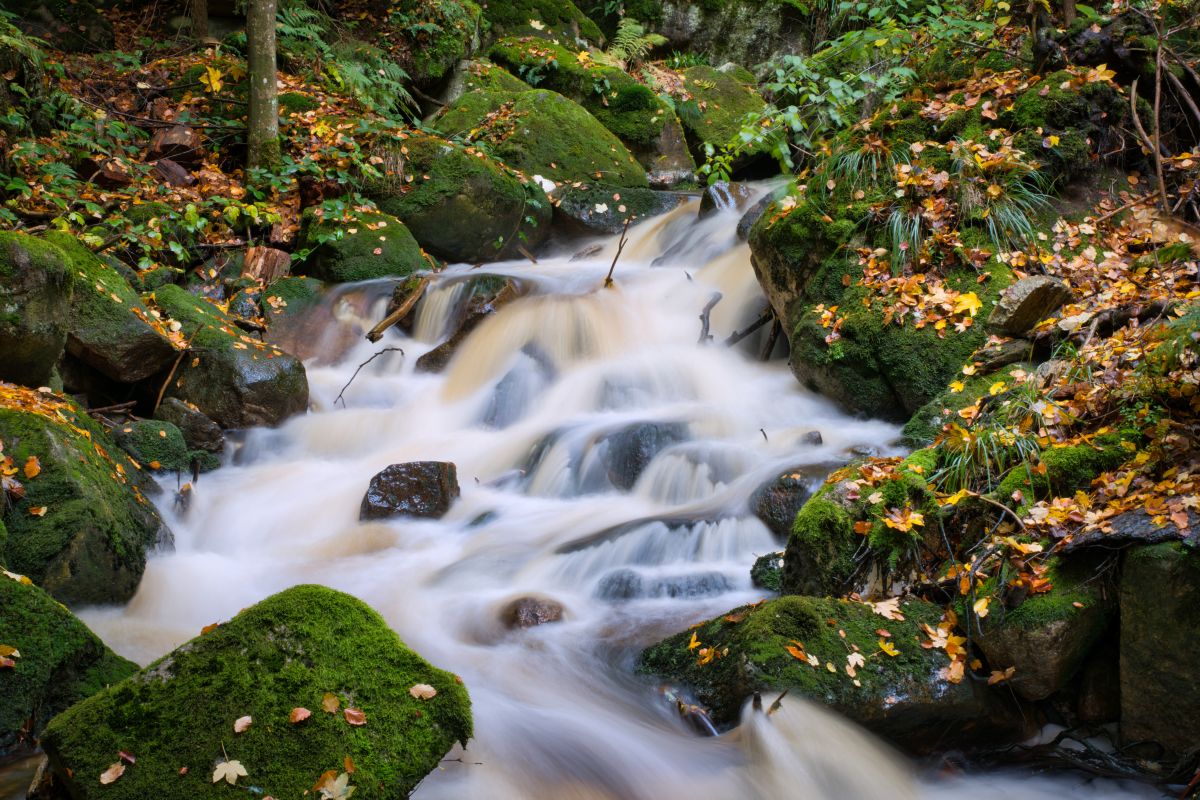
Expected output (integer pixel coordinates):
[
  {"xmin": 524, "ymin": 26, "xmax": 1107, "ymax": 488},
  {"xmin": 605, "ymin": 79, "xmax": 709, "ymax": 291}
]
[
  {"xmin": 640, "ymin": 114, "xmax": 696, "ymax": 188},
  {"xmin": 750, "ymin": 551, "xmax": 784, "ymax": 591},
  {"xmin": 656, "ymin": 0, "xmax": 811, "ymax": 71},
  {"xmin": 553, "ymin": 182, "xmax": 685, "ymax": 236},
  {"xmin": 751, "ymin": 467, "xmax": 816, "ymax": 538},
  {"xmin": 737, "ymin": 194, "xmax": 775, "ymax": 240},
  {"xmin": 41, "ymin": 585, "xmax": 472, "ymax": 800},
  {"xmin": 970, "ymin": 337, "xmax": 1035, "ymax": 371},
  {"xmin": 360, "ymin": 461, "xmax": 460, "ymax": 520},
  {"xmin": 299, "ymin": 211, "xmax": 425, "ymax": 284},
  {"xmin": 1119, "ymin": 542, "xmax": 1200, "ymax": 757},
  {"xmin": 151, "ymin": 157, "xmax": 194, "ymax": 187},
  {"xmin": 501, "ymin": 596, "xmax": 565, "ymax": 628},
  {"xmin": 240, "ymin": 245, "xmax": 290, "ymax": 283},
  {"xmin": 602, "ymin": 421, "xmax": 689, "ymax": 491},
  {"xmin": 154, "ymin": 398, "xmax": 225, "ymax": 453},
  {"xmin": 0, "ymin": 576, "xmax": 136, "ymax": 758},
  {"xmin": 595, "ymin": 569, "xmax": 733, "ymax": 601},
  {"xmin": 153, "ymin": 285, "xmax": 309, "ymax": 429},
  {"xmin": 416, "ymin": 279, "xmax": 518, "ymax": 373},
  {"xmin": 986, "ymin": 276, "xmax": 1072, "ymax": 337},
  {"xmin": 698, "ymin": 182, "xmax": 756, "ymax": 219},
  {"xmin": 677, "ymin": 66, "xmax": 769, "ymax": 164},
  {"xmin": 0, "ymin": 232, "xmax": 71, "ymax": 388},
  {"xmin": 111, "ymin": 419, "xmax": 192, "ymax": 473}
]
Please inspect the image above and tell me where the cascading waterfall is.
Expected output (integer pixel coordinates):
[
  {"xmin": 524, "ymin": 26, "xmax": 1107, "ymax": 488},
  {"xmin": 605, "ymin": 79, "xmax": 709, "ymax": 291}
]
[{"xmin": 74, "ymin": 191, "xmax": 1155, "ymax": 800}]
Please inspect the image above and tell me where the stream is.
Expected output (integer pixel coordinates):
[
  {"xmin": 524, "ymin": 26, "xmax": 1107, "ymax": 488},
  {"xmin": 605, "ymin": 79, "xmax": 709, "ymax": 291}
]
[{"xmin": 34, "ymin": 191, "xmax": 1157, "ymax": 798}]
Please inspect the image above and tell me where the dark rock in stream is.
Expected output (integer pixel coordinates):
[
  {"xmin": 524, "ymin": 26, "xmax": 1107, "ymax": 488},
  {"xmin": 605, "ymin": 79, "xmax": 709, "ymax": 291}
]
[
  {"xmin": 155, "ymin": 397, "xmax": 225, "ymax": 453},
  {"xmin": 603, "ymin": 421, "xmax": 689, "ymax": 491},
  {"xmin": 698, "ymin": 182, "xmax": 755, "ymax": 219},
  {"xmin": 415, "ymin": 279, "xmax": 519, "ymax": 374},
  {"xmin": 360, "ymin": 461, "xmax": 460, "ymax": 520},
  {"xmin": 751, "ymin": 468, "xmax": 817, "ymax": 538},
  {"xmin": 501, "ymin": 596, "xmax": 565, "ymax": 628}
]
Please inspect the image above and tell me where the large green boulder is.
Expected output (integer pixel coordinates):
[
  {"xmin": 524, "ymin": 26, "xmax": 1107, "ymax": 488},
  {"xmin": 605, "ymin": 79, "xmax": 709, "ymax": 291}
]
[
  {"xmin": 639, "ymin": 595, "xmax": 1007, "ymax": 750},
  {"xmin": 482, "ymin": 0, "xmax": 602, "ymax": 42},
  {"xmin": 433, "ymin": 88, "xmax": 649, "ymax": 187},
  {"xmin": 42, "ymin": 585, "xmax": 473, "ymax": 800},
  {"xmin": 0, "ymin": 574, "xmax": 136, "ymax": 757},
  {"xmin": 44, "ymin": 232, "xmax": 178, "ymax": 384},
  {"xmin": 150, "ymin": 285, "xmax": 309, "ymax": 429},
  {"xmin": 299, "ymin": 210, "xmax": 426, "ymax": 283},
  {"xmin": 675, "ymin": 65, "xmax": 767, "ymax": 155},
  {"xmin": 0, "ymin": 386, "xmax": 167, "ymax": 605},
  {"xmin": 653, "ymin": 0, "xmax": 813, "ymax": 68},
  {"xmin": 552, "ymin": 181, "xmax": 684, "ymax": 235},
  {"xmin": 0, "ymin": 232, "xmax": 71, "ymax": 388},
  {"xmin": 367, "ymin": 133, "xmax": 552, "ymax": 263},
  {"xmin": 111, "ymin": 419, "xmax": 192, "ymax": 473},
  {"xmin": 350, "ymin": 0, "xmax": 482, "ymax": 88}
]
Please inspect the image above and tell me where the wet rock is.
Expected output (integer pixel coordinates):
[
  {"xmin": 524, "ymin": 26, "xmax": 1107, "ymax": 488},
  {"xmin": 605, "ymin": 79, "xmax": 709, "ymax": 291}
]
[
  {"xmin": 698, "ymin": 182, "xmax": 755, "ymax": 219},
  {"xmin": 1076, "ymin": 637, "xmax": 1120, "ymax": 724},
  {"xmin": 678, "ymin": 66, "xmax": 768, "ymax": 164},
  {"xmin": 360, "ymin": 461, "xmax": 460, "ymax": 520},
  {"xmin": 751, "ymin": 468, "xmax": 816, "ymax": 538},
  {"xmin": 986, "ymin": 276, "xmax": 1072, "ymax": 337},
  {"xmin": 603, "ymin": 421, "xmax": 689, "ymax": 491},
  {"xmin": 596, "ymin": 569, "xmax": 733, "ymax": 601},
  {"xmin": 0, "ymin": 576, "xmax": 136, "ymax": 758},
  {"xmin": 41, "ymin": 585, "xmax": 473, "ymax": 800},
  {"xmin": 153, "ymin": 284, "xmax": 309, "ymax": 429},
  {"xmin": 639, "ymin": 595, "xmax": 1022, "ymax": 750},
  {"xmin": 154, "ymin": 398, "xmax": 225, "ymax": 454},
  {"xmin": 1060, "ymin": 507, "xmax": 1199, "ymax": 552},
  {"xmin": 553, "ymin": 182, "xmax": 684, "ymax": 236},
  {"xmin": 47, "ymin": 232, "xmax": 178, "ymax": 383},
  {"xmin": 6, "ymin": 0, "xmax": 113, "ymax": 52},
  {"xmin": 971, "ymin": 337, "xmax": 1035, "ymax": 372},
  {"xmin": 1119, "ymin": 542, "xmax": 1200, "ymax": 757},
  {"xmin": 0, "ymin": 388, "xmax": 168, "ymax": 605},
  {"xmin": 750, "ymin": 551, "xmax": 784, "ymax": 591},
  {"xmin": 111, "ymin": 420, "xmax": 192, "ymax": 473},
  {"xmin": 416, "ymin": 279, "xmax": 519, "ymax": 373},
  {"xmin": 299, "ymin": 210, "xmax": 425, "ymax": 283},
  {"xmin": 737, "ymin": 194, "xmax": 775, "ymax": 240},
  {"xmin": 501, "ymin": 596, "xmax": 565, "ymax": 628},
  {"xmin": 641, "ymin": 114, "xmax": 697, "ymax": 188},
  {"xmin": 0, "ymin": 232, "xmax": 71, "ymax": 387}
]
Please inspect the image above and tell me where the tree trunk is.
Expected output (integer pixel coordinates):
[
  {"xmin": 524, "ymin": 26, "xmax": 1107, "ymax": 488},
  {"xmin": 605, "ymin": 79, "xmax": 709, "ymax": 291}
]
[
  {"xmin": 191, "ymin": 0, "xmax": 209, "ymax": 40},
  {"xmin": 246, "ymin": 0, "xmax": 280, "ymax": 172}
]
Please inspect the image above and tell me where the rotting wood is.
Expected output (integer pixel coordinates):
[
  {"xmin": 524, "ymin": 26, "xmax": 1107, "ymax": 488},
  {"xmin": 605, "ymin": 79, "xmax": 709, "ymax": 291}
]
[{"xmin": 366, "ymin": 277, "xmax": 431, "ymax": 343}]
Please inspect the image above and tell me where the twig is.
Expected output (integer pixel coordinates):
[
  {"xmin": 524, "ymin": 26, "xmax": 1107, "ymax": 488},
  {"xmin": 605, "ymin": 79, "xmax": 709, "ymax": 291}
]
[
  {"xmin": 724, "ymin": 306, "xmax": 773, "ymax": 346},
  {"xmin": 698, "ymin": 292, "xmax": 722, "ymax": 344},
  {"xmin": 1129, "ymin": 78, "xmax": 1170, "ymax": 211},
  {"xmin": 334, "ymin": 347, "xmax": 404, "ymax": 408},
  {"xmin": 759, "ymin": 318, "xmax": 782, "ymax": 361},
  {"xmin": 1164, "ymin": 68, "xmax": 1200, "ymax": 130},
  {"xmin": 154, "ymin": 334, "xmax": 197, "ymax": 415},
  {"xmin": 366, "ymin": 277, "xmax": 430, "ymax": 343},
  {"xmin": 1154, "ymin": 46, "xmax": 1170, "ymax": 209},
  {"xmin": 604, "ymin": 218, "xmax": 631, "ymax": 289},
  {"xmin": 975, "ymin": 494, "xmax": 1026, "ymax": 530},
  {"xmin": 516, "ymin": 244, "xmax": 538, "ymax": 264},
  {"xmin": 1092, "ymin": 194, "xmax": 1153, "ymax": 224},
  {"xmin": 87, "ymin": 400, "xmax": 138, "ymax": 415}
]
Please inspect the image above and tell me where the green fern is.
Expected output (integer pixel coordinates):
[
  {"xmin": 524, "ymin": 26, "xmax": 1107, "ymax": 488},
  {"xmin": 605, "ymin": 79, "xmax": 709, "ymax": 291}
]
[
  {"xmin": 597, "ymin": 18, "xmax": 666, "ymax": 69},
  {"xmin": 324, "ymin": 42, "xmax": 416, "ymax": 119}
]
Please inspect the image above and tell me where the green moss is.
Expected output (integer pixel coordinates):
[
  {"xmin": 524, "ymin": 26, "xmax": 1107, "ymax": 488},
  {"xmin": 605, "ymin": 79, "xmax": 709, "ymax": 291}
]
[
  {"xmin": 482, "ymin": 0, "xmax": 603, "ymax": 42},
  {"xmin": 262, "ymin": 277, "xmax": 325, "ymax": 321},
  {"xmin": 0, "ymin": 576, "xmax": 136, "ymax": 755},
  {"xmin": 42, "ymin": 585, "xmax": 472, "ymax": 800},
  {"xmin": 300, "ymin": 211, "xmax": 425, "ymax": 283},
  {"xmin": 903, "ymin": 362, "xmax": 1033, "ymax": 446},
  {"xmin": 997, "ymin": 432, "xmax": 1134, "ymax": 504},
  {"xmin": 0, "ymin": 231, "xmax": 72, "ymax": 387},
  {"xmin": 750, "ymin": 551, "xmax": 784, "ymax": 592},
  {"xmin": 112, "ymin": 420, "xmax": 191, "ymax": 473},
  {"xmin": 783, "ymin": 493, "xmax": 856, "ymax": 596},
  {"xmin": 460, "ymin": 59, "xmax": 533, "ymax": 93},
  {"xmin": 639, "ymin": 595, "xmax": 950, "ymax": 727},
  {"xmin": 1001, "ymin": 557, "xmax": 1103, "ymax": 630},
  {"xmin": 380, "ymin": 0, "xmax": 482, "ymax": 85},
  {"xmin": 675, "ymin": 65, "xmax": 767, "ymax": 151},
  {"xmin": 433, "ymin": 88, "xmax": 648, "ymax": 186},
  {"xmin": 279, "ymin": 91, "xmax": 320, "ymax": 115},
  {"xmin": 0, "ymin": 396, "xmax": 163, "ymax": 605}
]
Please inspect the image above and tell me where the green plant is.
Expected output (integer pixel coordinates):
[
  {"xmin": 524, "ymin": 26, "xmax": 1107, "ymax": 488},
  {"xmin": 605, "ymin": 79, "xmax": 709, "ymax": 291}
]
[
  {"xmin": 323, "ymin": 42, "xmax": 417, "ymax": 119},
  {"xmin": 596, "ymin": 18, "xmax": 667, "ymax": 69}
]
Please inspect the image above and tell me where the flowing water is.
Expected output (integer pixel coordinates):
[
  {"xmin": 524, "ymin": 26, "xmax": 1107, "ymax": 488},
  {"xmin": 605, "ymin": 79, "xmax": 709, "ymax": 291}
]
[{"xmin": 61, "ymin": 192, "xmax": 1157, "ymax": 799}]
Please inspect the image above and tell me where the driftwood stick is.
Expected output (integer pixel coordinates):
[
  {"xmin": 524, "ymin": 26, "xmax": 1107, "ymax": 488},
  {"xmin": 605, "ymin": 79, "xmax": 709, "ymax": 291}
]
[
  {"xmin": 698, "ymin": 292, "xmax": 723, "ymax": 344},
  {"xmin": 366, "ymin": 277, "xmax": 430, "ymax": 343},
  {"xmin": 153, "ymin": 334, "xmax": 197, "ymax": 415},
  {"xmin": 87, "ymin": 400, "xmax": 138, "ymax": 415},
  {"xmin": 759, "ymin": 318, "xmax": 782, "ymax": 361},
  {"xmin": 1092, "ymin": 194, "xmax": 1154, "ymax": 224},
  {"xmin": 604, "ymin": 218, "xmax": 632, "ymax": 289},
  {"xmin": 724, "ymin": 306, "xmax": 774, "ymax": 347},
  {"xmin": 334, "ymin": 347, "xmax": 405, "ymax": 408}
]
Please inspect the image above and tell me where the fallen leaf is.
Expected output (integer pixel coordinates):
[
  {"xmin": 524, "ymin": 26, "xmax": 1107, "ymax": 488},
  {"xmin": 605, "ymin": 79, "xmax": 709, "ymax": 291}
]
[
  {"xmin": 322, "ymin": 692, "xmax": 341, "ymax": 713},
  {"xmin": 100, "ymin": 763, "xmax": 125, "ymax": 785},
  {"xmin": 290, "ymin": 707, "xmax": 312, "ymax": 723},
  {"xmin": 118, "ymin": 751, "xmax": 136, "ymax": 764},
  {"xmin": 23, "ymin": 456, "xmax": 40, "ymax": 479},
  {"xmin": 343, "ymin": 708, "xmax": 367, "ymax": 726},
  {"xmin": 212, "ymin": 759, "xmax": 248, "ymax": 785},
  {"xmin": 409, "ymin": 684, "xmax": 437, "ymax": 700},
  {"xmin": 878, "ymin": 639, "xmax": 900, "ymax": 657},
  {"xmin": 234, "ymin": 715, "xmax": 252, "ymax": 733}
]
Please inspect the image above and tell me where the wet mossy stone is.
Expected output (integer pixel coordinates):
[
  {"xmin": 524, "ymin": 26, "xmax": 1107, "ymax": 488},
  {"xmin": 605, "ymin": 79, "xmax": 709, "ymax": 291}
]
[
  {"xmin": 150, "ymin": 284, "xmax": 309, "ymax": 429},
  {"xmin": 41, "ymin": 585, "xmax": 473, "ymax": 800},
  {"xmin": 433, "ymin": 88, "xmax": 649, "ymax": 187},
  {"xmin": 367, "ymin": 133, "xmax": 551, "ymax": 264},
  {"xmin": 390, "ymin": 0, "xmax": 483, "ymax": 87},
  {"xmin": 655, "ymin": 0, "xmax": 812, "ymax": 69},
  {"xmin": 459, "ymin": 59, "xmax": 533, "ymax": 94},
  {"xmin": 675, "ymin": 65, "xmax": 768, "ymax": 154},
  {"xmin": 43, "ymin": 231, "xmax": 178, "ymax": 383},
  {"xmin": 751, "ymin": 467, "xmax": 815, "ymax": 539},
  {"xmin": 0, "ymin": 388, "xmax": 166, "ymax": 605},
  {"xmin": 262, "ymin": 276, "xmax": 325, "ymax": 322},
  {"xmin": 0, "ymin": 575, "xmax": 137, "ymax": 757},
  {"xmin": 299, "ymin": 210, "xmax": 425, "ymax": 284},
  {"xmin": 552, "ymin": 182, "xmax": 683, "ymax": 235},
  {"xmin": 639, "ymin": 595, "xmax": 1001, "ymax": 750},
  {"xmin": 750, "ymin": 551, "xmax": 784, "ymax": 591},
  {"xmin": 112, "ymin": 419, "xmax": 191, "ymax": 473},
  {"xmin": 482, "ymin": 0, "xmax": 603, "ymax": 43},
  {"xmin": 154, "ymin": 397, "xmax": 224, "ymax": 454},
  {"xmin": 0, "ymin": 231, "xmax": 72, "ymax": 388}
]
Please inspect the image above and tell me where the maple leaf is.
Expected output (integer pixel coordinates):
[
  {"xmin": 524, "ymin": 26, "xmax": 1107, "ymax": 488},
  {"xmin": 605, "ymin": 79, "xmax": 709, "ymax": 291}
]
[
  {"xmin": 200, "ymin": 65, "xmax": 223, "ymax": 93},
  {"xmin": 878, "ymin": 639, "xmax": 900, "ymax": 657},
  {"xmin": 99, "ymin": 763, "xmax": 125, "ymax": 785},
  {"xmin": 23, "ymin": 456, "xmax": 40, "ymax": 479},
  {"xmin": 212, "ymin": 760, "xmax": 248, "ymax": 785},
  {"xmin": 949, "ymin": 380, "xmax": 965, "ymax": 393},
  {"xmin": 687, "ymin": 631, "xmax": 701, "ymax": 651},
  {"xmin": 785, "ymin": 642, "xmax": 807, "ymax": 661},
  {"xmin": 954, "ymin": 292, "xmax": 983, "ymax": 317},
  {"xmin": 972, "ymin": 597, "xmax": 991, "ymax": 618},
  {"xmin": 322, "ymin": 692, "xmax": 341, "ymax": 713},
  {"xmin": 870, "ymin": 597, "xmax": 906, "ymax": 621},
  {"xmin": 319, "ymin": 772, "xmax": 357, "ymax": 799},
  {"xmin": 988, "ymin": 666, "xmax": 1016, "ymax": 685}
]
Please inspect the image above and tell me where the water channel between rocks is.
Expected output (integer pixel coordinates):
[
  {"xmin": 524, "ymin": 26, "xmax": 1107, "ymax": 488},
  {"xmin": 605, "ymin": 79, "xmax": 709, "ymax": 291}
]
[{"xmin": 64, "ymin": 191, "xmax": 1155, "ymax": 800}]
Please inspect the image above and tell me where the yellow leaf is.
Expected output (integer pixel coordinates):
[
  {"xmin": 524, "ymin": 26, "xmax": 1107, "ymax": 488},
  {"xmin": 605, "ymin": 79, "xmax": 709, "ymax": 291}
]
[
  {"xmin": 986, "ymin": 184, "xmax": 1003, "ymax": 198},
  {"xmin": 954, "ymin": 292, "xmax": 983, "ymax": 317},
  {"xmin": 941, "ymin": 488, "xmax": 973, "ymax": 506},
  {"xmin": 989, "ymin": 381, "xmax": 1007, "ymax": 396},
  {"xmin": 878, "ymin": 639, "xmax": 899, "ymax": 657},
  {"xmin": 29, "ymin": 506, "xmax": 47, "ymax": 517},
  {"xmin": 949, "ymin": 380, "xmax": 965, "ymax": 393},
  {"xmin": 972, "ymin": 597, "xmax": 990, "ymax": 618},
  {"xmin": 200, "ymin": 65, "xmax": 223, "ymax": 93},
  {"xmin": 962, "ymin": 364, "xmax": 978, "ymax": 376},
  {"xmin": 322, "ymin": 692, "xmax": 341, "ymax": 713},
  {"xmin": 687, "ymin": 631, "xmax": 701, "ymax": 651}
]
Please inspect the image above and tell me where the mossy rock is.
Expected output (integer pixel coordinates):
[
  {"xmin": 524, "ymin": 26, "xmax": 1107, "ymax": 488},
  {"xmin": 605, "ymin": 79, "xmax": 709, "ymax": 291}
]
[
  {"xmin": 750, "ymin": 551, "xmax": 784, "ymax": 591},
  {"xmin": 0, "ymin": 575, "xmax": 137, "ymax": 757},
  {"xmin": 279, "ymin": 91, "xmax": 320, "ymax": 116},
  {"xmin": 459, "ymin": 59, "xmax": 534, "ymax": 94},
  {"xmin": 261, "ymin": 276, "xmax": 325, "ymax": 322},
  {"xmin": 42, "ymin": 585, "xmax": 473, "ymax": 800},
  {"xmin": 995, "ymin": 431, "xmax": 1134, "ymax": 508},
  {"xmin": 112, "ymin": 420, "xmax": 191, "ymax": 473},
  {"xmin": 651, "ymin": 0, "xmax": 813, "ymax": 69},
  {"xmin": 366, "ymin": 133, "xmax": 552, "ymax": 263},
  {"xmin": 552, "ymin": 181, "xmax": 683, "ymax": 234},
  {"xmin": 675, "ymin": 65, "xmax": 767, "ymax": 154},
  {"xmin": 903, "ymin": 362, "xmax": 1034, "ymax": 446},
  {"xmin": 433, "ymin": 88, "xmax": 649, "ymax": 187},
  {"xmin": 299, "ymin": 210, "xmax": 425, "ymax": 284},
  {"xmin": 349, "ymin": 0, "xmax": 483, "ymax": 87},
  {"xmin": 150, "ymin": 285, "xmax": 309, "ymax": 429},
  {"xmin": 639, "ymin": 595, "xmax": 1002, "ymax": 749},
  {"xmin": 43, "ymin": 231, "xmax": 178, "ymax": 383},
  {"xmin": 0, "ymin": 388, "xmax": 166, "ymax": 605},
  {"xmin": 482, "ymin": 0, "xmax": 603, "ymax": 43},
  {"xmin": 0, "ymin": 232, "xmax": 72, "ymax": 388}
]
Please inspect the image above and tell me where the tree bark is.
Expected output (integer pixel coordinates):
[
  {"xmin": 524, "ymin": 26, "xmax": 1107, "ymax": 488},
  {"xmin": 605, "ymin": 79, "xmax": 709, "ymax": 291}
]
[
  {"xmin": 191, "ymin": 0, "xmax": 209, "ymax": 40},
  {"xmin": 246, "ymin": 0, "xmax": 280, "ymax": 172}
]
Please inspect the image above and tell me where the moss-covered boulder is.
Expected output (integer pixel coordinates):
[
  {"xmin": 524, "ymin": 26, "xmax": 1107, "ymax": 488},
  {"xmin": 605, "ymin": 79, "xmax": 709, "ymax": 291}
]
[
  {"xmin": 995, "ymin": 432, "xmax": 1134, "ymax": 510},
  {"xmin": 482, "ymin": 0, "xmax": 602, "ymax": 43},
  {"xmin": 44, "ymin": 232, "xmax": 178, "ymax": 383},
  {"xmin": 299, "ymin": 210, "xmax": 425, "ymax": 284},
  {"xmin": 111, "ymin": 420, "xmax": 192, "ymax": 473},
  {"xmin": 0, "ymin": 232, "xmax": 71, "ymax": 388},
  {"xmin": 153, "ymin": 398, "xmax": 224, "ymax": 454},
  {"xmin": 150, "ymin": 285, "xmax": 309, "ymax": 429},
  {"xmin": 458, "ymin": 58, "xmax": 535, "ymax": 94},
  {"xmin": 42, "ymin": 585, "xmax": 473, "ymax": 800},
  {"xmin": 350, "ymin": 0, "xmax": 481, "ymax": 88},
  {"xmin": 0, "ymin": 385, "xmax": 166, "ymax": 605},
  {"xmin": 552, "ymin": 181, "xmax": 683, "ymax": 235},
  {"xmin": 433, "ymin": 88, "xmax": 649, "ymax": 187},
  {"xmin": 675, "ymin": 65, "xmax": 767, "ymax": 156},
  {"xmin": 1119, "ymin": 542, "xmax": 1200, "ymax": 757},
  {"xmin": 0, "ymin": 574, "xmax": 136, "ymax": 757},
  {"xmin": 655, "ymin": 0, "xmax": 814, "ymax": 68},
  {"xmin": 639, "ymin": 595, "xmax": 1004, "ymax": 749},
  {"xmin": 902, "ymin": 361, "xmax": 1033, "ymax": 446},
  {"xmin": 367, "ymin": 133, "xmax": 551, "ymax": 263}
]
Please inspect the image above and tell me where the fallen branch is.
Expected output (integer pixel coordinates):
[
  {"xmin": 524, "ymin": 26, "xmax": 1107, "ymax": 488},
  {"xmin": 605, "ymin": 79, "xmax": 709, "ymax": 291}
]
[
  {"xmin": 724, "ymin": 306, "xmax": 773, "ymax": 347},
  {"xmin": 366, "ymin": 277, "xmax": 430, "ymax": 343},
  {"xmin": 759, "ymin": 318, "xmax": 782, "ymax": 361},
  {"xmin": 1092, "ymin": 193, "xmax": 1154, "ymax": 224},
  {"xmin": 604, "ymin": 218, "xmax": 632, "ymax": 289},
  {"xmin": 153, "ymin": 334, "xmax": 197, "ymax": 415},
  {"xmin": 1129, "ymin": 77, "xmax": 1170, "ymax": 210},
  {"xmin": 698, "ymin": 292, "xmax": 723, "ymax": 344},
  {"xmin": 87, "ymin": 400, "xmax": 138, "ymax": 415},
  {"xmin": 334, "ymin": 347, "xmax": 404, "ymax": 408}
]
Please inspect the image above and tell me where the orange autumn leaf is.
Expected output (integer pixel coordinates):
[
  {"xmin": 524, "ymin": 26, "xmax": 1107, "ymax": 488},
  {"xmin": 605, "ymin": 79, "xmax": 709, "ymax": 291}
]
[
  {"xmin": 343, "ymin": 708, "xmax": 367, "ymax": 726},
  {"xmin": 23, "ymin": 456, "xmax": 40, "ymax": 479},
  {"xmin": 322, "ymin": 692, "xmax": 341, "ymax": 713},
  {"xmin": 289, "ymin": 707, "xmax": 312, "ymax": 724}
]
